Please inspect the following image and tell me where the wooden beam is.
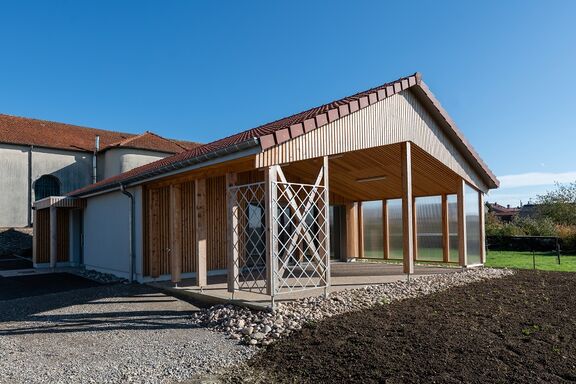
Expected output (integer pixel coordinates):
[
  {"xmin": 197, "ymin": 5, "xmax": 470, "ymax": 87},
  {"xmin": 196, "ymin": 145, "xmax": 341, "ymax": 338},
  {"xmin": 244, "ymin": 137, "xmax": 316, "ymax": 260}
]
[
  {"xmin": 49, "ymin": 206, "xmax": 57, "ymax": 269},
  {"xmin": 226, "ymin": 173, "xmax": 238, "ymax": 293},
  {"xmin": 457, "ymin": 179, "xmax": 467, "ymax": 267},
  {"xmin": 401, "ymin": 141, "xmax": 414, "ymax": 274},
  {"xmin": 382, "ymin": 199, "xmax": 389, "ymax": 260},
  {"xmin": 169, "ymin": 184, "xmax": 182, "ymax": 284},
  {"xmin": 442, "ymin": 194, "xmax": 450, "ymax": 263},
  {"xmin": 195, "ymin": 178, "xmax": 207, "ymax": 287},
  {"xmin": 479, "ymin": 191, "xmax": 486, "ymax": 264},
  {"xmin": 357, "ymin": 201, "xmax": 364, "ymax": 259},
  {"xmin": 345, "ymin": 202, "xmax": 359, "ymax": 259}
]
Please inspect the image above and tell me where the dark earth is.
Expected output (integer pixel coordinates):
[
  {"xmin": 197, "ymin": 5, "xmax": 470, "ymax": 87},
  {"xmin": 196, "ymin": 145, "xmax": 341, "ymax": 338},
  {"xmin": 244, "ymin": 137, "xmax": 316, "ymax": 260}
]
[{"xmin": 225, "ymin": 270, "xmax": 576, "ymax": 383}]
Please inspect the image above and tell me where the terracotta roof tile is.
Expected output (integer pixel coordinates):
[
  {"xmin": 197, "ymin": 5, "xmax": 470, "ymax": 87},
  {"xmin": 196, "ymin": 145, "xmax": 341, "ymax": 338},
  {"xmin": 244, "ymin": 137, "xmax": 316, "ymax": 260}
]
[{"xmin": 0, "ymin": 114, "xmax": 199, "ymax": 153}]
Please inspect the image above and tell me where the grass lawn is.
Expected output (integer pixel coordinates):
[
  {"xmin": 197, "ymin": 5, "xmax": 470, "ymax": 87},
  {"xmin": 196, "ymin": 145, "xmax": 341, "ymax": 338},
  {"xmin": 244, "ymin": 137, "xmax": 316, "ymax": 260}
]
[{"xmin": 486, "ymin": 250, "xmax": 576, "ymax": 272}]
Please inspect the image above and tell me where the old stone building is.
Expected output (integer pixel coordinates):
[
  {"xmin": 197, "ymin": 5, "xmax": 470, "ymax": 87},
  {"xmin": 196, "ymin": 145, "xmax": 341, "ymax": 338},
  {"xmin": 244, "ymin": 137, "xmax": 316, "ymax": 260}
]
[{"xmin": 0, "ymin": 113, "xmax": 198, "ymax": 227}]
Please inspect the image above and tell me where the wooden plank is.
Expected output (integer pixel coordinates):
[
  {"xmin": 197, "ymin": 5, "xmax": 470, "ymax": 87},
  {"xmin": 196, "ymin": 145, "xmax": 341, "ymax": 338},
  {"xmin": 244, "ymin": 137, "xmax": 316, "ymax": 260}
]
[
  {"xmin": 442, "ymin": 194, "xmax": 450, "ymax": 263},
  {"xmin": 169, "ymin": 184, "xmax": 182, "ymax": 283},
  {"xmin": 457, "ymin": 179, "xmax": 467, "ymax": 267},
  {"xmin": 382, "ymin": 199, "xmax": 389, "ymax": 260},
  {"xmin": 195, "ymin": 178, "xmax": 207, "ymax": 287},
  {"xmin": 401, "ymin": 141, "xmax": 414, "ymax": 274},
  {"xmin": 57, "ymin": 208, "xmax": 70, "ymax": 262},
  {"xmin": 345, "ymin": 202, "xmax": 359, "ymax": 259},
  {"xmin": 49, "ymin": 206, "xmax": 57, "ymax": 268},
  {"xmin": 479, "ymin": 191, "xmax": 486, "ymax": 264},
  {"xmin": 357, "ymin": 201, "xmax": 364, "ymax": 258}
]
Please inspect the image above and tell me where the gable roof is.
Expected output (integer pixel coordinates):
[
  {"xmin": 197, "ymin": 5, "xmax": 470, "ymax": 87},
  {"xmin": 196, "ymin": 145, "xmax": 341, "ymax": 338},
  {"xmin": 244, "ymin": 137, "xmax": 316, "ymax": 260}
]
[
  {"xmin": 0, "ymin": 113, "xmax": 199, "ymax": 153},
  {"xmin": 70, "ymin": 72, "xmax": 499, "ymax": 197}
]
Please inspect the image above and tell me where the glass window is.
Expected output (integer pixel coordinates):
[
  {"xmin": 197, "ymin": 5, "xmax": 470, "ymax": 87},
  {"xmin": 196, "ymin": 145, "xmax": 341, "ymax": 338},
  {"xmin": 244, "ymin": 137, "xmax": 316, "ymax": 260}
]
[
  {"xmin": 415, "ymin": 196, "xmax": 443, "ymax": 261},
  {"xmin": 362, "ymin": 201, "xmax": 383, "ymax": 259},
  {"xmin": 388, "ymin": 199, "xmax": 403, "ymax": 259},
  {"xmin": 465, "ymin": 185, "xmax": 481, "ymax": 265}
]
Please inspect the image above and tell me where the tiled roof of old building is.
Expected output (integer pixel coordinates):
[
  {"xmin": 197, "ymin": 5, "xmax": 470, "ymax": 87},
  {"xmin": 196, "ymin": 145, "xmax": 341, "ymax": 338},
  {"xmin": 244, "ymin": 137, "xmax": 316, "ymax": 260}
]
[{"xmin": 0, "ymin": 113, "xmax": 199, "ymax": 153}]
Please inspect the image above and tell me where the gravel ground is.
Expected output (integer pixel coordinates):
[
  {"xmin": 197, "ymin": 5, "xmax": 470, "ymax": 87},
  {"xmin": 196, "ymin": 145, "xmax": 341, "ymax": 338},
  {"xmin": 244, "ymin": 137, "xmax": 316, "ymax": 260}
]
[
  {"xmin": 0, "ymin": 284, "xmax": 255, "ymax": 384},
  {"xmin": 191, "ymin": 268, "xmax": 514, "ymax": 346}
]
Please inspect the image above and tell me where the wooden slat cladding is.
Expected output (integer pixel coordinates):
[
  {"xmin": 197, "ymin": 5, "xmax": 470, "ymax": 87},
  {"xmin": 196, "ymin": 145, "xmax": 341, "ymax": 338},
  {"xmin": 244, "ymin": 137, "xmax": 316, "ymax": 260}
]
[
  {"xmin": 144, "ymin": 182, "xmax": 197, "ymax": 277},
  {"xmin": 181, "ymin": 181, "xmax": 196, "ymax": 273},
  {"xmin": 35, "ymin": 209, "xmax": 51, "ymax": 263},
  {"xmin": 57, "ymin": 209, "xmax": 70, "ymax": 262},
  {"xmin": 256, "ymin": 90, "xmax": 488, "ymax": 192},
  {"xmin": 206, "ymin": 176, "xmax": 227, "ymax": 270}
]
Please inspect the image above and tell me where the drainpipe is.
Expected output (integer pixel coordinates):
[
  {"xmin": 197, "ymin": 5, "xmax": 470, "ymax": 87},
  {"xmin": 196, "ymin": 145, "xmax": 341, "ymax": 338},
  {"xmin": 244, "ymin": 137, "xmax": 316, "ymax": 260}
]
[
  {"xmin": 28, "ymin": 145, "xmax": 33, "ymax": 226},
  {"xmin": 93, "ymin": 135, "xmax": 100, "ymax": 184},
  {"xmin": 120, "ymin": 184, "xmax": 135, "ymax": 283}
]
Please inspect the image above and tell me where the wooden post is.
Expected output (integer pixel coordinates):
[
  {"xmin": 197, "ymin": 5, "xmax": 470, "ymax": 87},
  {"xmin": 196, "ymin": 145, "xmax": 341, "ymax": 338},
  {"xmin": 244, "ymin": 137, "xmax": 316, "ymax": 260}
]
[
  {"xmin": 382, "ymin": 199, "xmax": 389, "ymax": 260},
  {"xmin": 457, "ymin": 179, "xmax": 468, "ymax": 267},
  {"xmin": 345, "ymin": 202, "xmax": 359, "ymax": 259},
  {"xmin": 265, "ymin": 166, "xmax": 278, "ymax": 297},
  {"xmin": 169, "ymin": 184, "xmax": 182, "ymax": 284},
  {"xmin": 442, "ymin": 194, "xmax": 450, "ymax": 263},
  {"xmin": 195, "ymin": 178, "xmax": 207, "ymax": 287},
  {"xmin": 322, "ymin": 156, "xmax": 331, "ymax": 291},
  {"xmin": 226, "ymin": 173, "xmax": 238, "ymax": 293},
  {"xmin": 357, "ymin": 201, "xmax": 364, "ymax": 258},
  {"xmin": 479, "ymin": 191, "xmax": 486, "ymax": 264},
  {"xmin": 401, "ymin": 142, "xmax": 414, "ymax": 274},
  {"xmin": 49, "ymin": 206, "xmax": 57, "ymax": 269}
]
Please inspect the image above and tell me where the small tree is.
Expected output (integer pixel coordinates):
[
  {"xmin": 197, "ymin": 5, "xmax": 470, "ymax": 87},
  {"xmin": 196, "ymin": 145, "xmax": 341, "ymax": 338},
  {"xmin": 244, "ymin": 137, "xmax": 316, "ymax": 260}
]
[{"xmin": 536, "ymin": 182, "xmax": 576, "ymax": 225}]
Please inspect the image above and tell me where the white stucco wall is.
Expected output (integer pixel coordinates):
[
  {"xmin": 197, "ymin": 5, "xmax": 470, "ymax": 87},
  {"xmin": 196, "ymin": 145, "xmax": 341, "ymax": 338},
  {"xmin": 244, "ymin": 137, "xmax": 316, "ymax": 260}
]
[
  {"xmin": 0, "ymin": 143, "xmax": 92, "ymax": 227},
  {"xmin": 82, "ymin": 186, "xmax": 143, "ymax": 280},
  {"xmin": 98, "ymin": 148, "xmax": 170, "ymax": 180}
]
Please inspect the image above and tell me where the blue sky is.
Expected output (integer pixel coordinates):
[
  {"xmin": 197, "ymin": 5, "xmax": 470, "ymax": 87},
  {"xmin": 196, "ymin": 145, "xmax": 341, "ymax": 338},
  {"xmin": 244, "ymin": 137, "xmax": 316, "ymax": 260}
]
[{"xmin": 1, "ymin": 1, "xmax": 575, "ymax": 206}]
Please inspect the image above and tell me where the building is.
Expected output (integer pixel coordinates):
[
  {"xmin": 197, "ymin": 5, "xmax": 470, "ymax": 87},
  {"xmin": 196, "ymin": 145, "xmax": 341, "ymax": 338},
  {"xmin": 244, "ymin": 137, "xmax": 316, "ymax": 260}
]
[
  {"xmin": 487, "ymin": 202, "xmax": 520, "ymax": 222},
  {"xmin": 0, "ymin": 114, "xmax": 199, "ymax": 227},
  {"xmin": 33, "ymin": 73, "xmax": 499, "ymax": 302}
]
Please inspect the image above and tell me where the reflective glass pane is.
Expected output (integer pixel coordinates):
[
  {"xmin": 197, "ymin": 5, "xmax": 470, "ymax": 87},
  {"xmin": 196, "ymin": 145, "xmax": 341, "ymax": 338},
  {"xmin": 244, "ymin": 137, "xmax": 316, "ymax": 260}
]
[
  {"xmin": 415, "ymin": 196, "xmax": 443, "ymax": 261},
  {"xmin": 465, "ymin": 185, "xmax": 481, "ymax": 265},
  {"xmin": 388, "ymin": 199, "xmax": 403, "ymax": 259},
  {"xmin": 362, "ymin": 201, "xmax": 383, "ymax": 259}
]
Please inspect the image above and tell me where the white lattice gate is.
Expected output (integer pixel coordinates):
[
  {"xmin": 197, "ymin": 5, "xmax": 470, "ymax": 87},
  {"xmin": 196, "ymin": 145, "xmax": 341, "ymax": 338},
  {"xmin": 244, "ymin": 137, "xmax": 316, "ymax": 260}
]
[
  {"xmin": 228, "ymin": 182, "xmax": 268, "ymax": 294},
  {"xmin": 227, "ymin": 158, "xmax": 331, "ymax": 302},
  {"xmin": 268, "ymin": 161, "xmax": 331, "ymax": 297}
]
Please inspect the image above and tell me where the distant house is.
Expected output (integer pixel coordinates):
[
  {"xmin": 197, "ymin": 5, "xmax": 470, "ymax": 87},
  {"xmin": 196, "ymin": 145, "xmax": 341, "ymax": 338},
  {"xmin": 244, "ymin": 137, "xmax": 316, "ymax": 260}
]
[
  {"xmin": 487, "ymin": 202, "xmax": 520, "ymax": 222},
  {"xmin": 0, "ymin": 114, "xmax": 199, "ymax": 227}
]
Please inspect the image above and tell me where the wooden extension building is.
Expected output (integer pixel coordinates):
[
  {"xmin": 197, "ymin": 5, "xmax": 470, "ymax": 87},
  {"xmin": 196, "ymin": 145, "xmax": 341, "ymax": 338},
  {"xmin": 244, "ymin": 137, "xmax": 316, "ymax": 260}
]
[{"xmin": 33, "ymin": 73, "xmax": 499, "ymax": 300}]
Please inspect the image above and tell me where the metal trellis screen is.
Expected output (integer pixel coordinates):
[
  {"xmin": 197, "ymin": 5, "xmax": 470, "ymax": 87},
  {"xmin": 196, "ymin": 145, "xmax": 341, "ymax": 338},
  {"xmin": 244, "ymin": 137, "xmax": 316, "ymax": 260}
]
[
  {"xmin": 271, "ymin": 180, "xmax": 330, "ymax": 295},
  {"xmin": 228, "ymin": 182, "xmax": 268, "ymax": 294}
]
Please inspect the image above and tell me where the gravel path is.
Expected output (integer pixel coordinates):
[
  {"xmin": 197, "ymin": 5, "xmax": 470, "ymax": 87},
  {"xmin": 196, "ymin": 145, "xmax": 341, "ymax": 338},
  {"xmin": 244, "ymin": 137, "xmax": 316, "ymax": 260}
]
[{"xmin": 0, "ymin": 284, "xmax": 255, "ymax": 384}]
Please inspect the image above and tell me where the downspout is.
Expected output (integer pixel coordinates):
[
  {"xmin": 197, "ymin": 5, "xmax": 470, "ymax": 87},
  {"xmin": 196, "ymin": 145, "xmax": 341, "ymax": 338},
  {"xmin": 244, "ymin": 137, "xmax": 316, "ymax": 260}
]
[
  {"xmin": 93, "ymin": 135, "xmax": 100, "ymax": 184},
  {"xmin": 120, "ymin": 184, "xmax": 135, "ymax": 283},
  {"xmin": 28, "ymin": 145, "xmax": 33, "ymax": 226}
]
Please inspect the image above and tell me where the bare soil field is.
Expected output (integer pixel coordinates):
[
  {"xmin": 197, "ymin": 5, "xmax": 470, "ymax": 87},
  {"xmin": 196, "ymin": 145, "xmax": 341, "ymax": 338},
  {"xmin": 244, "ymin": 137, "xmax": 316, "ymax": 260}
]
[{"xmin": 226, "ymin": 270, "xmax": 576, "ymax": 383}]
